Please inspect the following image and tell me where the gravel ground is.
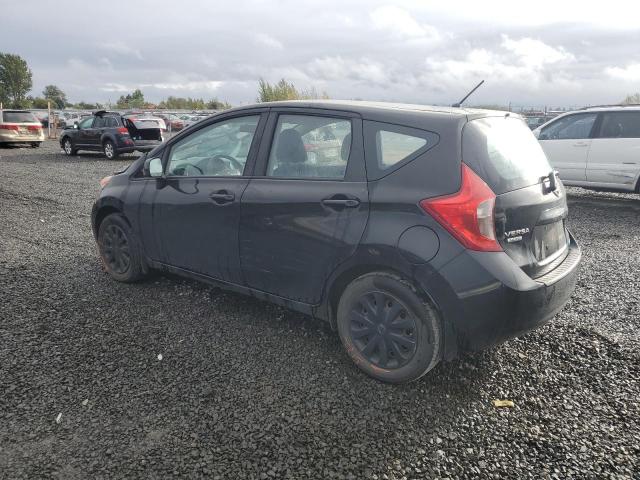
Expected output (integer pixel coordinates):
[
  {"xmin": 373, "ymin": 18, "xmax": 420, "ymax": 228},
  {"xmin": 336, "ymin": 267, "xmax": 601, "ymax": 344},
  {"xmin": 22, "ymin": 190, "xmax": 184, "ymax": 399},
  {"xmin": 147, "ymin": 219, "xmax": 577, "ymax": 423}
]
[{"xmin": 1, "ymin": 140, "xmax": 638, "ymax": 479}]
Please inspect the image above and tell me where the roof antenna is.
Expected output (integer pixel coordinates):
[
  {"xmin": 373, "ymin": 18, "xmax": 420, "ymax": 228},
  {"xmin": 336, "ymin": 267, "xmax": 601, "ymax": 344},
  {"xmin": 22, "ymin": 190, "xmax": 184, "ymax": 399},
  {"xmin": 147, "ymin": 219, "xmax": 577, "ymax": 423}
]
[{"xmin": 452, "ymin": 80, "xmax": 485, "ymax": 108}]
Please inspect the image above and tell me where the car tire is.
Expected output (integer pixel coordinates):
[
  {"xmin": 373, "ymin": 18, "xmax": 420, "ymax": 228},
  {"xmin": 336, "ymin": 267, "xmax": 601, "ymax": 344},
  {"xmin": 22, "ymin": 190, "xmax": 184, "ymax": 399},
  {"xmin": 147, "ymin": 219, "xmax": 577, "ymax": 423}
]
[
  {"xmin": 337, "ymin": 272, "xmax": 442, "ymax": 384},
  {"xmin": 97, "ymin": 213, "xmax": 146, "ymax": 283},
  {"xmin": 62, "ymin": 137, "xmax": 77, "ymax": 156},
  {"xmin": 31, "ymin": 143, "xmax": 40, "ymax": 148},
  {"xmin": 103, "ymin": 140, "xmax": 118, "ymax": 159}
]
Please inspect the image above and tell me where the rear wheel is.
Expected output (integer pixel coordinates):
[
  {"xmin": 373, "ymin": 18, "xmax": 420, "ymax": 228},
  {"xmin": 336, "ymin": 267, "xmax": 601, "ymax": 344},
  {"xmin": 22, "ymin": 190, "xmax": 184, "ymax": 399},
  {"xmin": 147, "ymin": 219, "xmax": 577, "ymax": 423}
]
[
  {"xmin": 31, "ymin": 142, "xmax": 40, "ymax": 148},
  {"xmin": 97, "ymin": 213, "xmax": 145, "ymax": 283},
  {"xmin": 62, "ymin": 138, "xmax": 76, "ymax": 156},
  {"xmin": 337, "ymin": 272, "xmax": 441, "ymax": 383},
  {"xmin": 103, "ymin": 140, "xmax": 118, "ymax": 159}
]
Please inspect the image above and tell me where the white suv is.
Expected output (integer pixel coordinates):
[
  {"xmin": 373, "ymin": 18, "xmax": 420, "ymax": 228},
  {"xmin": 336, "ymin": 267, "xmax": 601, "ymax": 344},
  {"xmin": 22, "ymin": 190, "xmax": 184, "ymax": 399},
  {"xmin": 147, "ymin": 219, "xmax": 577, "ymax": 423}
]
[{"xmin": 533, "ymin": 106, "xmax": 640, "ymax": 193}]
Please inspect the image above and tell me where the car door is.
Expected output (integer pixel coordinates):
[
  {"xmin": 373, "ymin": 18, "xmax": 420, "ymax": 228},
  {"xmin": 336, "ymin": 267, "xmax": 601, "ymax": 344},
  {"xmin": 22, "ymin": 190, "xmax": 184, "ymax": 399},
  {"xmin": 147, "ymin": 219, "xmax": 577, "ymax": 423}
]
[
  {"xmin": 148, "ymin": 111, "xmax": 268, "ymax": 284},
  {"xmin": 537, "ymin": 112, "xmax": 598, "ymax": 183},
  {"xmin": 586, "ymin": 110, "xmax": 640, "ymax": 189},
  {"xmin": 76, "ymin": 116, "xmax": 95, "ymax": 147},
  {"xmin": 239, "ymin": 109, "xmax": 369, "ymax": 304}
]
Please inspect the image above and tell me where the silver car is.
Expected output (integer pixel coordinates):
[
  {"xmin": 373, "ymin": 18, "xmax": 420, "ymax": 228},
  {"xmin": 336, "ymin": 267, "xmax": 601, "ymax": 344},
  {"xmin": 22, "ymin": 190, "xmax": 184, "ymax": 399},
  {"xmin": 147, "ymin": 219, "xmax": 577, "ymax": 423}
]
[{"xmin": 0, "ymin": 110, "xmax": 45, "ymax": 147}]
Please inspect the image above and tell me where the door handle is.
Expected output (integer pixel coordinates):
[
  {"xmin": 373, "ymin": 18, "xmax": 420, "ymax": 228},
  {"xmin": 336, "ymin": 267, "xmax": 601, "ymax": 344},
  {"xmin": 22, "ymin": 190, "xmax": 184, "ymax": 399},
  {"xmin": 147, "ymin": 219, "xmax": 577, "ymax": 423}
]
[
  {"xmin": 573, "ymin": 141, "xmax": 589, "ymax": 147},
  {"xmin": 209, "ymin": 191, "xmax": 235, "ymax": 204},
  {"xmin": 321, "ymin": 196, "xmax": 360, "ymax": 208}
]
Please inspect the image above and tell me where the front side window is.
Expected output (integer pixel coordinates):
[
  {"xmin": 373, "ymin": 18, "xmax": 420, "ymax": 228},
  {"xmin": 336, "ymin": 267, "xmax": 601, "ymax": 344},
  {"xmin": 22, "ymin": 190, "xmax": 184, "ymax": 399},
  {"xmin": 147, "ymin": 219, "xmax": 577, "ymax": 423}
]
[
  {"xmin": 166, "ymin": 115, "xmax": 260, "ymax": 177},
  {"xmin": 78, "ymin": 117, "xmax": 93, "ymax": 129},
  {"xmin": 267, "ymin": 115, "xmax": 352, "ymax": 179},
  {"xmin": 596, "ymin": 111, "xmax": 640, "ymax": 138},
  {"xmin": 539, "ymin": 113, "xmax": 597, "ymax": 140}
]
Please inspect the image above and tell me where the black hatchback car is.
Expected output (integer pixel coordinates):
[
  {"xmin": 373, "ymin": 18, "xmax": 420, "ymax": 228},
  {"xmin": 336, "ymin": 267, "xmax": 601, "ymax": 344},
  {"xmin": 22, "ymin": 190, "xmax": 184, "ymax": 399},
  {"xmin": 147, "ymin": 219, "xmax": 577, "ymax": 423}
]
[
  {"xmin": 60, "ymin": 111, "xmax": 163, "ymax": 159},
  {"xmin": 92, "ymin": 100, "xmax": 581, "ymax": 383}
]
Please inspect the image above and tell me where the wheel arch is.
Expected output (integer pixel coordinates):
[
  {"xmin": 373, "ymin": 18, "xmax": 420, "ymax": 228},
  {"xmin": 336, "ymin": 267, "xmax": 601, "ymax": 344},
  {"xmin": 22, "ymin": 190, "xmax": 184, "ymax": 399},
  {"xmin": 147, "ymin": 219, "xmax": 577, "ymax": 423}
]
[
  {"xmin": 93, "ymin": 203, "xmax": 131, "ymax": 237},
  {"xmin": 322, "ymin": 262, "xmax": 441, "ymax": 330}
]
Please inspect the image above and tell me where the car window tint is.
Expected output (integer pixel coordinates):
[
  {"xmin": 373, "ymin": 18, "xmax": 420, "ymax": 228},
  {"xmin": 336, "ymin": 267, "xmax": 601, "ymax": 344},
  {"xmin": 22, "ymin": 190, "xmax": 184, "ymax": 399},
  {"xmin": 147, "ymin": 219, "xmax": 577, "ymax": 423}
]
[
  {"xmin": 363, "ymin": 121, "xmax": 439, "ymax": 180},
  {"xmin": 377, "ymin": 131, "xmax": 427, "ymax": 169},
  {"xmin": 539, "ymin": 113, "xmax": 597, "ymax": 140},
  {"xmin": 166, "ymin": 115, "xmax": 260, "ymax": 177},
  {"xmin": 104, "ymin": 117, "xmax": 118, "ymax": 128},
  {"xmin": 597, "ymin": 112, "xmax": 640, "ymax": 138},
  {"xmin": 93, "ymin": 117, "xmax": 105, "ymax": 128},
  {"xmin": 266, "ymin": 115, "xmax": 351, "ymax": 179},
  {"xmin": 2, "ymin": 111, "xmax": 37, "ymax": 123}
]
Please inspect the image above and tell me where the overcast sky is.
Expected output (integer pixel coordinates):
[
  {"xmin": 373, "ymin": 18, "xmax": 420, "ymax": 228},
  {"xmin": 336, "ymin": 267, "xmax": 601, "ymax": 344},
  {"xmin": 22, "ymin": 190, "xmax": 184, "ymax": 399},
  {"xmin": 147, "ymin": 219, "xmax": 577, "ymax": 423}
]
[{"xmin": 3, "ymin": 0, "xmax": 640, "ymax": 108}]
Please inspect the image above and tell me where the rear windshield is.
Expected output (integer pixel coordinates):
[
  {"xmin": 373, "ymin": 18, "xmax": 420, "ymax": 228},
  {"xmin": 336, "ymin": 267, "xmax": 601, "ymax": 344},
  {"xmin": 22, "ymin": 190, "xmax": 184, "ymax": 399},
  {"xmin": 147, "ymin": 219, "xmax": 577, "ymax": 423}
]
[
  {"xmin": 2, "ymin": 111, "xmax": 38, "ymax": 123},
  {"xmin": 462, "ymin": 116, "xmax": 552, "ymax": 194}
]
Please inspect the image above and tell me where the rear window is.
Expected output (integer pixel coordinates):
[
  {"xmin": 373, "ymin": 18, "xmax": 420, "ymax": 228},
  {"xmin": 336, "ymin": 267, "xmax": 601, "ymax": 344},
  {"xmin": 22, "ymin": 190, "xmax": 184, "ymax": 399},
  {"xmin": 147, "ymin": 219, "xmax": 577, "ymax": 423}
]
[
  {"xmin": 2, "ymin": 111, "xmax": 38, "ymax": 123},
  {"xmin": 463, "ymin": 116, "xmax": 552, "ymax": 194}
]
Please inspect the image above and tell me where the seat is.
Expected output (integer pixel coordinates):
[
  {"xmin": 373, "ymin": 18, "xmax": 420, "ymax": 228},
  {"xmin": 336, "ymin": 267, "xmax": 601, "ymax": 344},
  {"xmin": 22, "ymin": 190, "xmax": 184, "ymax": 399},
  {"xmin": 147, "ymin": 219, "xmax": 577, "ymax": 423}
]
[{"xmin": 272, "ymin": 129, "xmax": 308, "ymax": 177}]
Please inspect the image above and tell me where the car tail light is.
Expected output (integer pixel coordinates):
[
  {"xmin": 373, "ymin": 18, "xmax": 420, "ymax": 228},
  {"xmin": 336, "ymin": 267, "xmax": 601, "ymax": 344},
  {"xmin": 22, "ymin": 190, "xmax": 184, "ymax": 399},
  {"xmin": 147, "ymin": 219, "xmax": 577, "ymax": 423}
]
[
  {"xmin": 27, "ymin": 125, "xmax": 42, "ymax": 131},
  {"xmin": 117, "ymin": 127, "xmax": 129, "ymax": 134},
  {"xmin": 419, "ymin": 163, "xmax": 502, "ymax": 252},
  {"xmin": 0, "ymin": 124, "xmax": 19, "ymax": 130}
]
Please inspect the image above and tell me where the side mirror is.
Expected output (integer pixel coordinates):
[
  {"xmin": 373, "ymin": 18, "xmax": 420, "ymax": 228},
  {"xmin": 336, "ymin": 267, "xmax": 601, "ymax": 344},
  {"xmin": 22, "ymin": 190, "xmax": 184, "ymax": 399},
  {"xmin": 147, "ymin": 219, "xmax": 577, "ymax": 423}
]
[
  {"xmin": 74, "ymin": 123, "xmax": 79, "ymax": 129},
  {"xmin": 143, "ymin": 157, "xmax": 163, "ymax": 177}
]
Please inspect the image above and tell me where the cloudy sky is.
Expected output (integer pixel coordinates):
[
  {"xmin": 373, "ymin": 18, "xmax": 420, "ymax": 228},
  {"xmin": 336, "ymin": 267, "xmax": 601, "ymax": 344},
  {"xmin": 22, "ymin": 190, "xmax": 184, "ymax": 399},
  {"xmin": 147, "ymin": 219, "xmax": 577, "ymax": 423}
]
[{"xmin": 3, "ymin": 0, "xmax": 640, "ymax": 108}]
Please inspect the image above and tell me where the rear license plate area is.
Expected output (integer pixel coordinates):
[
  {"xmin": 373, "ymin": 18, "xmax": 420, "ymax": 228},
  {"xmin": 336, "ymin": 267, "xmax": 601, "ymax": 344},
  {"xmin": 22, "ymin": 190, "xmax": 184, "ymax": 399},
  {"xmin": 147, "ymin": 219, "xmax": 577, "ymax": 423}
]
[{"xmin": 532, "ymin": 220, "xmax": 567, "ymax": 262}]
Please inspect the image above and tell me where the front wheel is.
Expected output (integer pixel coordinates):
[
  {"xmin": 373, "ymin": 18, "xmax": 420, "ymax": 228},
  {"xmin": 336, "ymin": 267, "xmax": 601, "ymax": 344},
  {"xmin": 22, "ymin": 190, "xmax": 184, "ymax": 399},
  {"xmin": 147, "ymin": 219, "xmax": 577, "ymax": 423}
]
[
  {"xmin": 337, "ymin": 272, "xmax": 442, "ymax": 384},
  {"xmin": 103, "ymin": 140, "xmax": 118, "ymax": 159},
  {"xmin": 97, "ymin": 213, "xmax": 146, "ymax": 282}
]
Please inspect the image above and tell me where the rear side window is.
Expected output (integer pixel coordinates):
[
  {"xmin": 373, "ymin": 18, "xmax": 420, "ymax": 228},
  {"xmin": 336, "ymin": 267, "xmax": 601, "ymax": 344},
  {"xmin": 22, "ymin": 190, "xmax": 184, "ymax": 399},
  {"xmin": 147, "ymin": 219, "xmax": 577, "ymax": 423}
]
[
  {"xmin": 364, "ymin": 121, "xmax": 439, "ymax": 180},
  {"xmin": 93, "ymin": 117, "xmax": 105, "ymax": 128},
  {"xmin": 104, "ymin": 117, "xmax": 119, "ymax": 128},
  {"xmin": 538, "ymin": 113, "xmax": 597, "ymax": 140},
  {"xmin": 267, "ymin": 114, "xmax": 351, "ymax": 179},
  {"xmin": 2, "ymin": 111, "xmax": 37, "ymax": 123},
  {"xmin": 463, "ymin": 117, "xmax": 552, "ymax": 194},
  {"xmin": 596, "ymin": 111, "xmax": 640, "ymax": 138}
]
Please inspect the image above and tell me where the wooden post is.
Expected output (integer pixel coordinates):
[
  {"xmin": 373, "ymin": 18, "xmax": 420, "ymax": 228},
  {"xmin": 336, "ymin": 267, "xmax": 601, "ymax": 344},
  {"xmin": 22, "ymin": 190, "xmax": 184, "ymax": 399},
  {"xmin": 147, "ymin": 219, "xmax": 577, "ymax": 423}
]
[{"xmin": 47, "ymin": 101, "xmax": 51, "ymax": 139}]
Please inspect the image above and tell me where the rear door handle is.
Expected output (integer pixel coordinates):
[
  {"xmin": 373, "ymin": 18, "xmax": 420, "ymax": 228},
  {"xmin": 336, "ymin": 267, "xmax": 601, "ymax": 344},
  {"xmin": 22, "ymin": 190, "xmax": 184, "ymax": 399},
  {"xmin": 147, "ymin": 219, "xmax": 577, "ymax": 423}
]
[
  {"xmin": 209, "ymin": 191, "xmax": 235, "ymax": 204},
  {"xmin": 321, "ymin": 197, "xmax": 360, "ymax": 208}
]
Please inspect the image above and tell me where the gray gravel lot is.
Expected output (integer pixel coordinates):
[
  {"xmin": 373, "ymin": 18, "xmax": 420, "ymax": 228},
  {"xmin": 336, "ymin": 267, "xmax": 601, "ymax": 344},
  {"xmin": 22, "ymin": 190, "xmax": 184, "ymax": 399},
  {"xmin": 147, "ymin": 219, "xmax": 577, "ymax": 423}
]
[{"xmin": 1, "ymin": 139, "xmax": 639, "ymax": 479}]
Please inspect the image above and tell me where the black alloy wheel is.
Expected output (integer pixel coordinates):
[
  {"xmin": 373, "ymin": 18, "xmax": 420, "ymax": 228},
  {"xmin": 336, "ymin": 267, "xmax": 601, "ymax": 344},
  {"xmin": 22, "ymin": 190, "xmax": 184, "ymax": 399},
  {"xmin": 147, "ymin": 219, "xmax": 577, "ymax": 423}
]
[{"xmin": 101, "ymin": 223, "xmax": 131, "ymax": 275}]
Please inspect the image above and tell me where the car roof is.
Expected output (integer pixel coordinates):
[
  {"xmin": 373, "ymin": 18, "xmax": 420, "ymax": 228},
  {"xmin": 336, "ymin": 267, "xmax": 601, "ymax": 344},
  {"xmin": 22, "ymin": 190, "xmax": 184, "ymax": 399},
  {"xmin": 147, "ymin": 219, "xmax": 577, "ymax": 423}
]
[
  {"xmin": 226, "ymin": 100, "xmax": 515, "ymax": 122},
  {"xmin": 579, "ymin": 105, "xmax": 640, "ymax": 112}
]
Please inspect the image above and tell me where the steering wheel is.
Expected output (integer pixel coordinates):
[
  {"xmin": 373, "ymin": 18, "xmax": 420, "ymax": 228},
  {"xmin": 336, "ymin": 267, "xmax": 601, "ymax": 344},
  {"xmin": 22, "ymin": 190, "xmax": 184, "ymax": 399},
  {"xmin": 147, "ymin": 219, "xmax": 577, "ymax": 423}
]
[
  {"xmin": 212, "ymin": 154, "xmax": 244, "ymax": 173},
  {"xmin": 183, "ymin": 164, "xmax": 203, "ymax": 176}
]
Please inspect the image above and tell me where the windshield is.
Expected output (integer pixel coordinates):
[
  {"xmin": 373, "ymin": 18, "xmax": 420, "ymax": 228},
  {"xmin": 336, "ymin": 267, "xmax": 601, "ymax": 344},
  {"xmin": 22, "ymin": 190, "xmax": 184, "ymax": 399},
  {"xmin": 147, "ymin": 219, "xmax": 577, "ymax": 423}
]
[
  {"xmin": 462, "ymin": 116, "xmax": 552, "ymax": 194},
  {"xmin": 3, "ymin": 111, "xmax": 38, "ymax": 123}
]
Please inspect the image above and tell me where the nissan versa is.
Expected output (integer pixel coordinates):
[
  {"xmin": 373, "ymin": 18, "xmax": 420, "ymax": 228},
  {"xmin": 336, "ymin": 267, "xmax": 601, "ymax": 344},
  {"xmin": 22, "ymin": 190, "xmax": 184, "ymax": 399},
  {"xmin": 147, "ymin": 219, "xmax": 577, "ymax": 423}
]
[{"xmin": 92, "ymin": 100, "xmax": 581, "ymax": 383}]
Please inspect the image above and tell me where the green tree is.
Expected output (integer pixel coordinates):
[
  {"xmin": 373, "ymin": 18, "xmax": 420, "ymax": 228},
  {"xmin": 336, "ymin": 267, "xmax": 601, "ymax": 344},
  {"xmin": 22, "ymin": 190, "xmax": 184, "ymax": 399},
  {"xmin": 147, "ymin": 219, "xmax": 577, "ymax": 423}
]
[
  {"xmin": 74, "ymin": 101, "xmax": 102, "ymax": 110},
  {"xmin": 116, "ymin": 89, "xmax": 145, "ymax": 109},
  {"xmin": 622, "ymin": 93, "xmax": 640, "ymax": 105},
  {"xmin": 0, "ymin": 53, "xmax": 33, "ymax": 108},
  {"xmin": 42, "ymin": 85, "xmax": 67, "ymax": 109},
  {"xmin": 257, "ymin": 78, "xmax": 328, "ymax": 102},
  {"xmin": 206, "ymin": 98, "xmax": 232, "ymax": 110},
  {"xmin": 30, "ymin": 97, "xmax": 50, "ymax": 109}
]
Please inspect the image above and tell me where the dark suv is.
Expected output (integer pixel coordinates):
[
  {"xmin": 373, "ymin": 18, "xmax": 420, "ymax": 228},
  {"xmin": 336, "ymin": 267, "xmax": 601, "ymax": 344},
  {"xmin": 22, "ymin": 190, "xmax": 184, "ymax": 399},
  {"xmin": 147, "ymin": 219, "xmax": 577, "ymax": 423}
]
[
  {"xmin": 92, "ymin": 101, "xmax": 581, "ymax": 383},
  {"xmin": 60, "ymin": 110, "xmax": 163, "ymax": 159}
]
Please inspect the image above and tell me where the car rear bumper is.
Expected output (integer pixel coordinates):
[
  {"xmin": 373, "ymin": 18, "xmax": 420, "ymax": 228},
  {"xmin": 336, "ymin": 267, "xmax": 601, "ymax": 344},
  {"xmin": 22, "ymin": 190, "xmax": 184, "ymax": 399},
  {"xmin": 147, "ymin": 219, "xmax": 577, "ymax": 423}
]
[
  {"xmin": 416, "ymin": 232, "xmax": 581, "ymax": 358},
  {"xmin": 116, "ymin": 139, "xmax": 161, "ymax": 153},
  {"xmin": 0, "ymin": 132, "xmax": 45, "ymax": 142}
]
